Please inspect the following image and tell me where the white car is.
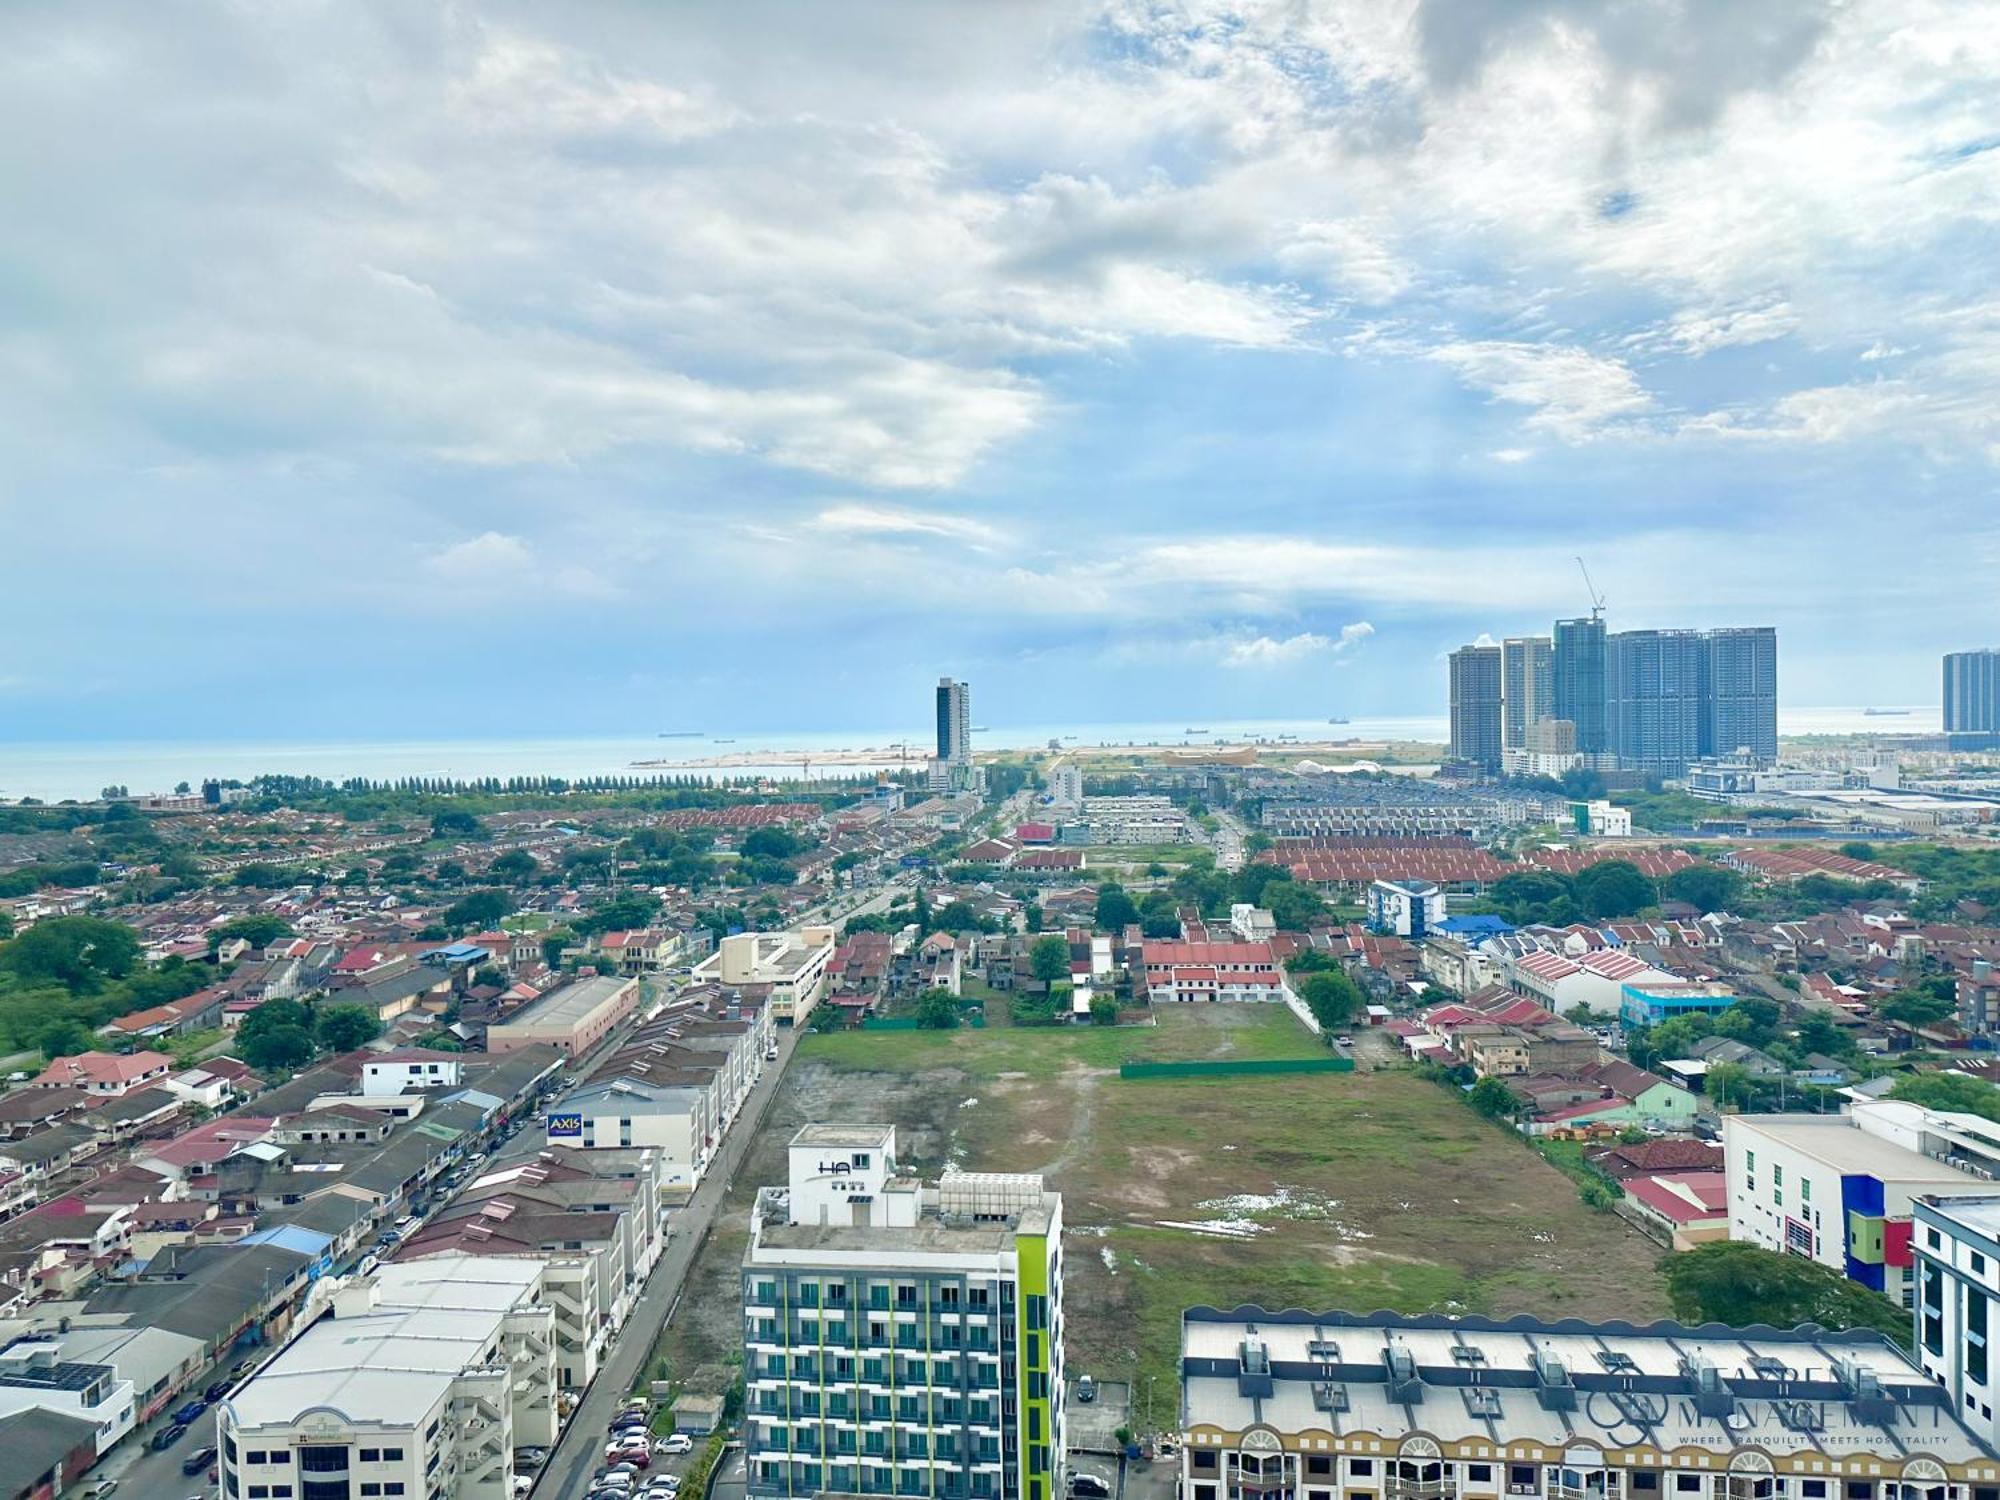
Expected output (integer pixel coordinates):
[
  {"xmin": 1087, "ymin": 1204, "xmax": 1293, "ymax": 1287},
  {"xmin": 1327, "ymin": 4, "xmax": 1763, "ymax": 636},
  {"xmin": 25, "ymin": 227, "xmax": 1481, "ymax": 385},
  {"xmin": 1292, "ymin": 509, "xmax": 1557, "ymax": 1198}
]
[{"xmin": 656, "ymin": 1434, "xmax": 694, "ymax": 1455}]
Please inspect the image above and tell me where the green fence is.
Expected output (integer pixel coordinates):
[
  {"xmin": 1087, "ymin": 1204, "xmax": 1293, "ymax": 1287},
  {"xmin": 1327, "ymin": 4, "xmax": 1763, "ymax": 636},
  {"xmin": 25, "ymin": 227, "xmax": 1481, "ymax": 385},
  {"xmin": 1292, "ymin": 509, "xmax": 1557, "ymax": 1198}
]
[{"xmin": 1117, "ymin": 1056, "xmax": 1353, "ymax": 1080}]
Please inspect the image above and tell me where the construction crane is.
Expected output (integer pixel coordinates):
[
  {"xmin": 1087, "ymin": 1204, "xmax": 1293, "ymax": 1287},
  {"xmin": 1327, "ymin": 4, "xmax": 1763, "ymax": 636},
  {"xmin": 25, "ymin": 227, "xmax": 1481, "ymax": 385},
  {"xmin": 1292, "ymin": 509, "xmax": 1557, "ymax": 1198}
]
[{"xmin": 1575, "ymin": 556, "xmax": 1606, "ymax": 621}]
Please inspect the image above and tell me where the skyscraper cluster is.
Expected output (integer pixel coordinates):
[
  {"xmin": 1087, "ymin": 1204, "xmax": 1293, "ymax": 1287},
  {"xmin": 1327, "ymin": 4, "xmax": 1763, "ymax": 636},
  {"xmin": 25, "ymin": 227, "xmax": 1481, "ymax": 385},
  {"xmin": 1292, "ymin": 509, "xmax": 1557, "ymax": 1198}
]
[{"xmin": 1449, "ymin": 616, "xmax": 1776, "ymax": 779}]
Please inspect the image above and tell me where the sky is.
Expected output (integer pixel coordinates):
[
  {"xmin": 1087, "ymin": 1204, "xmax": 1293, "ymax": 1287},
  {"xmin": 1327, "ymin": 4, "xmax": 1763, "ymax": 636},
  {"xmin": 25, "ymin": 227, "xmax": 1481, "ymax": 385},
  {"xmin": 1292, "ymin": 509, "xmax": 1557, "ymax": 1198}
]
[{"xmin": 2, "ymin": 0, "xmax": 1998, "ymax": 742}]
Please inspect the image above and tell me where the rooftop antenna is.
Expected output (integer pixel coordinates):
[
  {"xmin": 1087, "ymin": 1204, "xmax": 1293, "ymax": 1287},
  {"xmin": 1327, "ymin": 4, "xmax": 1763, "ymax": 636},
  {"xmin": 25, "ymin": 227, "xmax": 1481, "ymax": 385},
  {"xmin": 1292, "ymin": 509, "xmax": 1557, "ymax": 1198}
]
[{"xmin": 1575, "ymin": 556, "xmax": 1606, "ymax": 621}]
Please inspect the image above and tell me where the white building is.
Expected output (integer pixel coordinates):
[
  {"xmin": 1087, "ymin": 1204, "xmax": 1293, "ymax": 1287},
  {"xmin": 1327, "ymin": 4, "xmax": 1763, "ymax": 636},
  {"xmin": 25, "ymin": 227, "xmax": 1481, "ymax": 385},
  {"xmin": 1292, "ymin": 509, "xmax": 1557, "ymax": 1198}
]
[
  {"xmin": 219, "ymin": 1257, "xmax": 558, "ymax": 1500},
  {"xmin": 0, "ymin": 1336, "xmax": 136, "ymax": 1457},
  {"xmin": 361, "ymin": 1050, "xmax": 464, "ymax": 1097},
  {"xmin": 1048, "ymin": 764, "xmax": 1084, "ymax": 810},
  {"xmin": 743, "ymin": 1125, "xmax": 1066, "ymax": 1500},
  {"xmin": 1228, "ymin": 904, "xmax": 1276, "ymax": 942},
  {"xmin": 1569, "ymin": 799, "xmax": 1632, "ymax": 837},
  {"xmin": 1913, "ymin": 1191, "xmax": 2000, "ymax": 1450},
  {"xmin": 693, "ymin": 928, "xmax": 837, "ymax": 1025},
  {"xmin": 1366, "ymin": 879, "xmax": 1445, "ymax": 939},
  {"xmin": 1725, "ymin": 1100, "xmax": 2000, "ymax": 1308}
]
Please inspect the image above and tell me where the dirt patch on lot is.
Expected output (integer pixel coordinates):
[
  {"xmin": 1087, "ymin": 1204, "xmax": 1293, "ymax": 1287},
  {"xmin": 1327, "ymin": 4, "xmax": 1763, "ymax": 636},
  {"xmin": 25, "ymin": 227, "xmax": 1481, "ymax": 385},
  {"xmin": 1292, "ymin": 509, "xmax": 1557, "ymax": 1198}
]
[{"xmin": 656, "ymin": 1008, "xmax": 1670, "ymax": 1422}]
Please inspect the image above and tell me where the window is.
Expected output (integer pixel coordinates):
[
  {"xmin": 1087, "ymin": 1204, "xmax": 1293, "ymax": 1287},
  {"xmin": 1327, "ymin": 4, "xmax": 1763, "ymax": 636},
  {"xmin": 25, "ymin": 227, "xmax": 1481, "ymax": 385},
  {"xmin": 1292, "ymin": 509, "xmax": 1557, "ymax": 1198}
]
[
  {"xmin": 1193, "ymin": 1451, "xmax": 1218, "ymax": 1472},
  {"xmin": 363, "ymin": 1488, "xmax": 382, "ymax": 1498},
  {"xmin": 270, "ymin": 1453, "xmax": 292, "ymax": 1466},
  {"xmin": 1801, "ymin": 1179, "xmax": 1810, "ymax": 1202},
  {"xmin": 1632, "ymin": 1476, "xmax": 1658, "ymax": 1492},
  {"xmin": 299, "ymin": 1446, "xmax": 348, "ymax": 1473},
  {"xmin": 250, "ymin": 1490, "xmax": 269, "ymax": 1499},
  {"xmin": 1678, "ymin": 1479, "xmax": 1703, "ymax": 1494},
  {"xmin": 1803, "ymin": 1485, "xmax": 1827, "ymax": 1499},
  {"xmin": 1513, "ymin": 1469, "xmax": 1539, "ymax": 1490},
  {"xmin": 1470, "ymin": 1468, "xmax": 1493, "ymax": 1484},
  {"xmin": 360, "ymin": 1449, "xmax": 380, "ymax": 1463},
  {"xmin": 1310, "ymin": 1458, "xmax": 1333, "ymax": 1476},
  {"xmin": 383, "ymin": 1487, "xmax": 405, "ymax": 1497},
  {"xmin": 249, "ymin": 1453, "xmax": 268, "ymax": 1465},
  {"xmin": 1354, "ymin": 1461, "xmax": 1376, "ymax": 1477}
]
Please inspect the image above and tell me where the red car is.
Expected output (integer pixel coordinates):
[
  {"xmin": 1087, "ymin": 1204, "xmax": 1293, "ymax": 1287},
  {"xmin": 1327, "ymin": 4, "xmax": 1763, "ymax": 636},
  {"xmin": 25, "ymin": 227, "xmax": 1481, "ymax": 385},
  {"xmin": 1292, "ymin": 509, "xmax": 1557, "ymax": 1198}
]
[{"xmin": 604, "ymin": 1444, "xmax": 651, "ymax": 1468}]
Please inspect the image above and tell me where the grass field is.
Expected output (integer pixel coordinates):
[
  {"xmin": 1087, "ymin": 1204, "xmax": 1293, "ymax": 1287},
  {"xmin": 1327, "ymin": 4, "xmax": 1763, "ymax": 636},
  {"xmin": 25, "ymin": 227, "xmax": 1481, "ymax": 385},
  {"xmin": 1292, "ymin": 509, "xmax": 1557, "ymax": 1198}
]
[{"xmin": 656, "ymin": 1007, "xmax": 1671, "ymax": 1427}]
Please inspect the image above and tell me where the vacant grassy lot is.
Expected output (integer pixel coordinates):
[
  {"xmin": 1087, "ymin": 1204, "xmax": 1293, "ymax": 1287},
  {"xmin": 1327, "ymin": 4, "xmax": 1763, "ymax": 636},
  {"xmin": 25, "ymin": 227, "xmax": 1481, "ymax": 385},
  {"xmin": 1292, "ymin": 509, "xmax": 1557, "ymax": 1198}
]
[{"xmin": 656, "ymin": 1007, "xmax": 1670, "ymax": 1425}]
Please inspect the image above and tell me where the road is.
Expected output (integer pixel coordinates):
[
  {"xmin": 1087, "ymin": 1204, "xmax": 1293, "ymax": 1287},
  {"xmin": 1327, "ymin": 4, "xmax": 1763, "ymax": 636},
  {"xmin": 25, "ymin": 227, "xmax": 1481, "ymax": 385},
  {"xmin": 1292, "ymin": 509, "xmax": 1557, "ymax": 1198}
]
[
  {"xmin": 1211, "ymin": 807, "xmax": 1251, "ymax": 872},
  {"xmin": 535, "ymin": 1006, "xmax": 806, "ymax": 1499}
]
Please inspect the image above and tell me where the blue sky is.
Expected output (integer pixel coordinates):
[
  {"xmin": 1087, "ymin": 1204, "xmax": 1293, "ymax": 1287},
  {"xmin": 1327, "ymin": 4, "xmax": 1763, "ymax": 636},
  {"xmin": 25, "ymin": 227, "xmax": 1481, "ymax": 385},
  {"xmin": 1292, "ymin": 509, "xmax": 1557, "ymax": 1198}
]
[{"xmin": 2, "ymin": 0, "xmax": 1997, "ymax": 741}]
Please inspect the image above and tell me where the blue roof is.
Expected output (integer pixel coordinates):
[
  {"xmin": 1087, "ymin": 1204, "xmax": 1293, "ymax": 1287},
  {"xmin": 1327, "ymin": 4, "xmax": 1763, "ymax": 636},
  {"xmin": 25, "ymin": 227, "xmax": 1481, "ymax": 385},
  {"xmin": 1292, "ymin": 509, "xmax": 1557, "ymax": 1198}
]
[
  {"xmin": 1437, "ymin": 915, "xmax": 1512, "ymax": 937},
  {"xmin": 424, "ymin": 941, "xmax": 490, "ymax": 963},
  {"xmin": 238, "ymin": 1224, "xmax": 334, "ymax": 1257}
]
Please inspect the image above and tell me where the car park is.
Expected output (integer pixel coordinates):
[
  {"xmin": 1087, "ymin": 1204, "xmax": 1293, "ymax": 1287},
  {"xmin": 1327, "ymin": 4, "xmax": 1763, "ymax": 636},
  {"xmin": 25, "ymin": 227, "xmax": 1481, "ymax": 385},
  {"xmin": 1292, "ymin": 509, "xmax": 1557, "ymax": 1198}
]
[
  {"xmin": 182, "ymin": 1446, "xmax": 218, "ymax": 1476},
  {"xmin": 152, "ymin": 1423, "xmax": 188, "ymax": 1451}
]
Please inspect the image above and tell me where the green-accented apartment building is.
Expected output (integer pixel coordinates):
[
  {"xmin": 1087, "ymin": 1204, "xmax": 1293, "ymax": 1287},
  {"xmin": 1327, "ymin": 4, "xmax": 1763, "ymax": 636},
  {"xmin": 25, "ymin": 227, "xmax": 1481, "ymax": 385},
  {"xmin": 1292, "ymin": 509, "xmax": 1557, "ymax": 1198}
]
[{"xmin": 743, "ymin": 1125, "xmax": 1065, "ymax": 1500}]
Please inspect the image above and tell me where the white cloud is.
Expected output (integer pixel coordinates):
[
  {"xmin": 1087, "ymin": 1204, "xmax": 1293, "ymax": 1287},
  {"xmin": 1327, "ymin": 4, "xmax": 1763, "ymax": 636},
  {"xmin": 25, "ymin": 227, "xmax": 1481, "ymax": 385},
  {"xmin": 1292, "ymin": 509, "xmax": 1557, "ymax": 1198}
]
[
  {"xmin": 1219, "ymin": 620, "xmax": 1374, "ymax": 669},
  {"xmin": 810, "ymin": 504, "xmax": 1004, "ymax": 548},
  {"xmin": 1426, "ymin": 341, "xmax": 1655, "ymax": 440},
  {"xmin": 1490, "ymin": 447, "xmax": 1534, "ymax": 463},
  {"xmin": 1653, "ymin": 300, "xmax": 1800, "ymax": 356},
  {"xmin": 423, "ymin": 532, "xmax": 617, "ymax": 601}
]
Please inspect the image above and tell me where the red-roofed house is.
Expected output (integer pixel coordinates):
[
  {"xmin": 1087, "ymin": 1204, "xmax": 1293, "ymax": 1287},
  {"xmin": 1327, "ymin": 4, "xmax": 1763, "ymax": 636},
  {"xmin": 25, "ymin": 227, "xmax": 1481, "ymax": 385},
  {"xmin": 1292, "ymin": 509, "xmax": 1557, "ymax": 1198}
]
[
  {"xmin": 1140, "ymin": 940, "xmax": 1284, "ymax": 1003},
  {"xmin": 32, "ymin": 1050, "xmax": 173, "ymax": 1097},
  {"xmin": 1014, "ymin": 823, "xmax": 1057, "ymax": 845},
  {"xmin": 1621, "ymin": 1170, "xmax": 1728, "ymax": 1249}
]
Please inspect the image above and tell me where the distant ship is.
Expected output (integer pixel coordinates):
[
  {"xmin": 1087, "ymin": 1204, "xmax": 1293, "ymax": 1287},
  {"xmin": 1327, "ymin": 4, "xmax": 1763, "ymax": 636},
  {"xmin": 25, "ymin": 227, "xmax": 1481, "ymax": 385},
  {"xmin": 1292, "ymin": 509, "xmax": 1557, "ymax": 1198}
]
[
  {"xmin": 1862, "ymin": 708, "xmax": 1911, "ymax": 717},
  {"xmin": 713, "ymin": 738, "xmax": 737, "ymax": 744},
  {"xmin": 657, "ymin": 731, "xmax": 705, "ymax": 738},
  {"xmin": 1328, "ymin": 716, "xmax": 1350, "ymax": 725},
  {"xmin": 972, "ymin": 725, "xmax": 991, "ymax": 732},
  {"xmin": 1185, "ymin": 727, "xmax": 1210, "ymax": 734}
]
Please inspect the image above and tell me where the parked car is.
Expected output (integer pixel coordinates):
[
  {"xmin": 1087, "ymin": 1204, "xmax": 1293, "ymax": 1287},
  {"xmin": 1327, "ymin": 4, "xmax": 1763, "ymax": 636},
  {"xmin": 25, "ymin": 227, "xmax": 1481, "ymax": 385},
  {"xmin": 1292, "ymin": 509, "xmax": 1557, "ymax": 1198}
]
[
  {"xmin": 1075, "ymin": 1374, "xmax": 1096, "ymax": 1403},
  {"xmin": 182, "ymin": 1446, "xmax": 218, "ymax": 1477},
  {"xmin": 1071, "ymin": 1475, "xmax": 1112, "ymax": 1499},
  {"xmin": 172, "ymin": 1399, "xmax": 207, "ymax": 1425},
  {"xmin": 203, "ymin": 1380, "xmax": 231, "ymax": 1402},
  {"xmin": 151, "ymin": 1424, "xmax": 188, "ymax": 1451},
  {"xmin": 656, "ymin": 1433, "xmax": 694, "ymax": 1455},
  {"xmin": 83, "ymin": 1484, "xmax": 119, "ymax": 1498}
]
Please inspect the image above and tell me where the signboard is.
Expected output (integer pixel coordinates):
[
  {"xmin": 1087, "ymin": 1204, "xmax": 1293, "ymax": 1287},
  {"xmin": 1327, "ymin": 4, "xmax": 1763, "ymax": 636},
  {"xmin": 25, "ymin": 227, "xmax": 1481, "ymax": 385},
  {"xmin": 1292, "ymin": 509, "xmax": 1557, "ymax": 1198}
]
[{"xmin": 546, "ymin": 1112, "xmax": 584, "ymax": 1140}]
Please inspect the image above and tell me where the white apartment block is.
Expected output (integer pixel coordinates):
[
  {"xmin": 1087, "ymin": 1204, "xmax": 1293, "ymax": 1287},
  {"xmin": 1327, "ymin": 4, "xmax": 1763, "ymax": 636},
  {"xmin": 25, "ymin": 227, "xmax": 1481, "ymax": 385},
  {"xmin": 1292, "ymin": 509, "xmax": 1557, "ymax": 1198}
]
[
  {"xmin": 743, "ymin": 1125, "xmax": 1065, "ymax": 1500},
  {"xmin": 693, "ymin": 928, "xmax": 837, "ymax": 1024},
  {"xmin": 1725, "ymin": 1100, "xmax": 2000, "ymax": 1308},
  {"xmin": 219, "ymin": 1257, "xmax": 557, "ymax": 1500},
  {"xmin": 1913, "ymin": 1191, "xmax": 2000, "ymax": 1452}
]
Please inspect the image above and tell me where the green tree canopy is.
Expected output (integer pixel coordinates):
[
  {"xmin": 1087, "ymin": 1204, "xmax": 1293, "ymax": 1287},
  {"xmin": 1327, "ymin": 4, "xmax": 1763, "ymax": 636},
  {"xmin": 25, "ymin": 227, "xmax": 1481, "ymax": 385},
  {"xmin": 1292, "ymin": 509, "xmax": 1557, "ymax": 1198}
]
[
  {"xmin": 740, "ymin": 826, "xmax": 804, "ymax": 861},
  {"xmin": 1264, "ymin": 879, "xmax": 1328, "ymax": 931},
  {"xmin": 1662, "ymin": 1241, "xmax": 1908, "ymax": 1344},
  {"xmin": 1094, "ymin": 882, "xmax": 1140, "ymax": 933},
  {"xmin": 488, "ymin": 849, "xmax": 540, "ymax": 881},
  {"xmin": 1466, "ymin": 1076, "xmax": 1519, "ymax": 1119},
  {"xmin": 1571, "ymin": 860, "xmax": 1657, "ymax": 920},
  {"xmin": 1486, "ymin": 869, "xmax": 1576, "ymax": 926},
  {"xmin": 914, "ymin": 988, "xmax": 960, "ymax": 1030},
  {"xmin": 1028, "ymin": 934, "xmax": 1071, "ymax": 985},
  {"xmin": 1663, "ymin": 864, "xmax": 1742, "ymax": 913},
  {"xmin": 430, "ymin": 809, "xmax": 488, "ymax": 840},
  {"xmin": 1887, "ymin": 1071, "xmax": 2000, "ymax": 1124},
  {"xmin": 0, "ymin": 916, "xmax": 140, "ymax": 993},
  {"xmin": 315, "ymin": 1003, "xmax": 385, "ymax": 1053},
  {"xmin": 236, "ymin": 998, "xmax": 317, "ymax": 1072},
  {"xmin": 1877, "ymin": 988, "xmax": 1955, "ymax": 1028},
  {"xmin": 206, "ymin": 913, "xmax": 293, "ymax": 956},
  {"xmin": 1299, "ymin": 970, "xmax": 1361, "ymax": 1031},
  {"xmin": 444, "ymin": 888, "xmax": 514, "ymax": 933}
]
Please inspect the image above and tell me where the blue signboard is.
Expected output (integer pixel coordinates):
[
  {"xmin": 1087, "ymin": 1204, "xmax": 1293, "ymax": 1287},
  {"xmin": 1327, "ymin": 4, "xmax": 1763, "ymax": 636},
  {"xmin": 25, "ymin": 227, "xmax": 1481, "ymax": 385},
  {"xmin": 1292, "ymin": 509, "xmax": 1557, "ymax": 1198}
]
[{"xmin": 546, "ymin": 1112, "xmax": 584, "ymax": 1140}]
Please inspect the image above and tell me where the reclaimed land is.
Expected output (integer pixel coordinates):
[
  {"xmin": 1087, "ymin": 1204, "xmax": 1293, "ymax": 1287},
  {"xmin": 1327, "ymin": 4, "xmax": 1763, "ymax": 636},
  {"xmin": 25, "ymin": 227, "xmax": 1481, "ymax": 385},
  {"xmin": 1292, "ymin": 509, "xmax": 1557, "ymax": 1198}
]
[{"xmin": 655, "ymin": 1006, "xmax": 1669, "ymax": 1411}]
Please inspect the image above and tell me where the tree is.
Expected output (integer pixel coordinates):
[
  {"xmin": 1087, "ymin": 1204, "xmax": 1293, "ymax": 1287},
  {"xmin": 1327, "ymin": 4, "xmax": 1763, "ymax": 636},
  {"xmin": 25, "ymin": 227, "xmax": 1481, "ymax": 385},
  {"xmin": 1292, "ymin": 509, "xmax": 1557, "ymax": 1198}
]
[
  {"xmin": 1094, "ymin": 882, "xmax": 1140, "ymax": 933},
  {"xmin": 206, "ymin": 913, "xmax": 292, "ymax": 956},
  {"xmin": 741, "ymin": 826, "xmax": 804, "ymax": 861},
  {"xmin": 1888, "ymin": 1072, "xmax": 2000, "ymax": 1124},
  {"xmin": 238, "ymin": 1021, "xmax": 315, "ymax": 1071},
  {"xmin": 236, "ymin": 999, "xmax": 317, "ymax": 1072},
  {"xmin": 472, "ymin": 964, "xmax": 507, "ymax": 991},
  {"xmin": 1466, "ymin": 1077, "xmax": 1519, "ymax": 1120},
  {"xmin": 316, "ymin": 1003, "xmax": 384, "ymax": 1053},
  {"xmin": 1664, "ymin": 865, "xmax": 1742, "ymax": 913},
  {"xmin": 915, "ymin": 989, "xmax": 960, "ymax": 1030},
  {"xmin": 1877, "ymin": 988, "xmax": 1955, "ymax": 1028},
  {"xmin": 541, "ymin": 929, "xmax": 577, "ymax": 969},
  {"xmin": 444, "ymin": 888, "xmax": 513, "ymax": 932},
  {"xmin": 1713, "ymin": 997, "xmax": 1781, "ymax": 1048},
  {"xmin": 32, "ymin": 1017, "xmax": 95, "ymax": 1061},
  {"xmin": 1029, "ymin": 935, "xmax": 1071, "ymax": 986},
  {"xmin": 0, "ymin": 916, "xmax": 140, "ymax": 993},
  {"xmin": 1571, "ymin": 860, "xmax": 1656, "ymax": 920},
  {"xmin": 1263, "ymin": 879, "xmax": 1327, "ymax": 932},
  {"xmin": 430, "ymin": 810, "xmax": 487, "ymax": 840},
  {"xmin": 488, "ymin": 849, "xmax": 540, "ymax": 881},
  {"xmin": 1299, "ymin": 971, "xmax": 1361, "ymax": 1031},
  {"xmin": 1089, "ymin": 993, "xmax": 1118, "ymax": 1026},
  {"xmin": 1023, "ymin": 903, "xmax": 1043, "ymax": 934},
  {"xmin": 1791, "ymin": 1011, "xmax": 1856, "ymax": 1060},
  {"xmin": 1662, "ymin": 1241, "xmax": 1908, "ymax": 1344},
  {"xmin": 1839, "ymin": 842, "xmax": 1878, "ymax": 862},
  {"xmin": 1486, "ymin": 869, "xmax": 1575, "ymax": 925},
  {"xmin": 433, "ymin": 860, "xmax": 468, "ymax": 883}
]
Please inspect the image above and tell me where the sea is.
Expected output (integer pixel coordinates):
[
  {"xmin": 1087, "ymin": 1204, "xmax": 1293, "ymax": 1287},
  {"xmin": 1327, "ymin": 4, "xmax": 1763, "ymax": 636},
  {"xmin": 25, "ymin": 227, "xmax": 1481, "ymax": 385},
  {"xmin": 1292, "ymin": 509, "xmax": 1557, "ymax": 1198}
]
[{"xmin": 0, "ymin": 707, "xmax": 1944, "ymax": 804}]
